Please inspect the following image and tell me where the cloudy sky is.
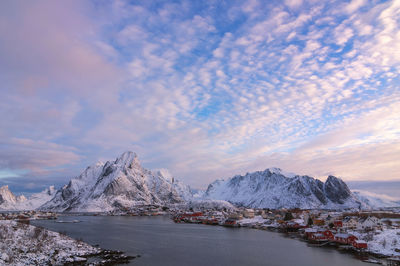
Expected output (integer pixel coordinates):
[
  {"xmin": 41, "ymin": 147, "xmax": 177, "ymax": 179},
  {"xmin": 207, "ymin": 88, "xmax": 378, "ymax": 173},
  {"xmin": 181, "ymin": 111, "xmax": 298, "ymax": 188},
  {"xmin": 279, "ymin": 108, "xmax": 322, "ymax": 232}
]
[{"xmin": 0, "ymin": 0, "xmax": 399, "ymax": 194}]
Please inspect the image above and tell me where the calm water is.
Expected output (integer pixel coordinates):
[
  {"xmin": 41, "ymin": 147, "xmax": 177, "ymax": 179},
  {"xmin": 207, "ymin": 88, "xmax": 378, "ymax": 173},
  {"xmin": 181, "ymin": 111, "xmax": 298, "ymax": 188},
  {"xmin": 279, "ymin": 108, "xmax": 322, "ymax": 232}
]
[{"xmin": 32, "ymin": 216, "xmax": 368, "ymax": 266}]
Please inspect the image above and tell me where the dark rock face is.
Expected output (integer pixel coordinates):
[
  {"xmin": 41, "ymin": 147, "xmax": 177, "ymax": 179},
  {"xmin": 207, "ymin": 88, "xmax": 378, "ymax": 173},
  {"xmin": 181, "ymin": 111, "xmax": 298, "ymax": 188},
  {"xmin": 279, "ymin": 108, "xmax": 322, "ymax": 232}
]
[
  {"xmin": 311, "ymin": 179, "xmax": 327, "ymax": 205},
  {"xmin": 324, "ymin": 175, "xmax": 352, "ymax": 204}
]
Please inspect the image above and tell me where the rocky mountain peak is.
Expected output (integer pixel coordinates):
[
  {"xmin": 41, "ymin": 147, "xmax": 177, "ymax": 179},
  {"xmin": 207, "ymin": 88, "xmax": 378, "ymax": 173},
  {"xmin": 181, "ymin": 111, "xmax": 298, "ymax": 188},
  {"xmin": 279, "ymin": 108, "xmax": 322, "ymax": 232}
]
[
  {"xmin": 115, "ymin": 151, "xmax": 141, "ymax": 170},
  {"xmin": 204, "ymin": 169, "xmax": 360, "ymax": 209},
  {"xmin": 46, "ymin": 186, "xmax": 56, "ymax": 195},
  {"xmin": 0, "ymin": 185, "xmax": 17, "ymax": 204},
  {"xmin": 324, "ymin": 175, "xmax": 351, "ymax": 204},
  {"xmin": 40, "ymin": 151, "xmax": 191, "ymax": 212},
  {"xmin": 0, "ymin": 185, "xmax": 10, "ymax": 192}
]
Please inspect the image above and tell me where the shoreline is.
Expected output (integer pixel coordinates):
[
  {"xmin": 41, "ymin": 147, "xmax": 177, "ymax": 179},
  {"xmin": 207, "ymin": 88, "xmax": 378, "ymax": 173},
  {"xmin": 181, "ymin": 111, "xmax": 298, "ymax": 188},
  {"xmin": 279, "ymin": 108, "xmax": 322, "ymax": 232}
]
[
  {"xmin": 170, "ymin": 212, "xmax": 399, "ymax": 265},
  {"xmin": 0, "ymin": 219, "xmax": 137, "ymax": 265},
  {"xmin": 3, "ymin": 210, "xmax": 399, "ymax": 265}
]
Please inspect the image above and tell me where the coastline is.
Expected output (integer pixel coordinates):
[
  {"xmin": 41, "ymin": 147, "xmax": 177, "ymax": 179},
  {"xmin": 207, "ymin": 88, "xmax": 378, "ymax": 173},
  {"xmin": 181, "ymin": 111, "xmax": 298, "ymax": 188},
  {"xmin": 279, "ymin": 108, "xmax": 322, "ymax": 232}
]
[
  {"xmin": 170, "ymin": 211, "xmax": 400, "ymax": 265},
  {"xmin": 2, "ymin": 210, "xmax": 399, "ymax": 265},
  {"xmin": 0, "ymin": 219, "xmax": 136, "ymax": 265}
]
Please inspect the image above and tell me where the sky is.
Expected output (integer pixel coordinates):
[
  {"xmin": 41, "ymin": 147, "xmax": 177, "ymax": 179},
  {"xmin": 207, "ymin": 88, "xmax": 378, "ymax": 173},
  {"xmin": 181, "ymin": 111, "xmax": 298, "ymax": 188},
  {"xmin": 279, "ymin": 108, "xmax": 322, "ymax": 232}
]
[{"xmin": 0, "ymin": 0, "xmax": 399, "ymax": 195}]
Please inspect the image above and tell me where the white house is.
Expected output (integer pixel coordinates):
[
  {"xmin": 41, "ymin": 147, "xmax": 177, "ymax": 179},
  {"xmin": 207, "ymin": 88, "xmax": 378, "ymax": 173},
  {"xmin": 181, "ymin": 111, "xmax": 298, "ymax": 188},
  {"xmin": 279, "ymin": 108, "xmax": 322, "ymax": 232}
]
[
  {"xmin": 342, "ymin": 216, "xmax": 358, "ymax": 229},
  {"xmin": 357, "ymin": 216, "xmax": 381, "ymax": 230}
]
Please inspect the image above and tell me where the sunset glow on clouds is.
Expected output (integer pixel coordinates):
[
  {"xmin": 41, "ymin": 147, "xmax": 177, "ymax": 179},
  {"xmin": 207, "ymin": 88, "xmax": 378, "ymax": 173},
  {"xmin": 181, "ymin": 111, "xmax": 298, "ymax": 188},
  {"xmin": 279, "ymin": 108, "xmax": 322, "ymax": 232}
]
[{"xmin": 0, "ymin": 0, "xmax": 399, "ymax": 192}]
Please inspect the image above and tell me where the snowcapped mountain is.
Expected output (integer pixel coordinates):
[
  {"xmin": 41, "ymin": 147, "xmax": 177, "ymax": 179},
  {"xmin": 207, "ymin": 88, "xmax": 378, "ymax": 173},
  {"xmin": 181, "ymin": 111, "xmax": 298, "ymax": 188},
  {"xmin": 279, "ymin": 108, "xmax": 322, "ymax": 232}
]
[
  {"xmin": 0, "ymin": 185, "xmax": 56, "ymax": 211},
  {"xmin": 154, "ymin": 169, "xmax": 194, "ymax": 202},
  {"xmin": 27, "ymin": 186, "xmax": 57, "ymax": 209},
  {"xmin": 40, "ymin": 151, "xmax": 193, "ymax": 212},
  {"xmin": 203, "ymin": 168, "xmax": 363, "ymax": 209},
  {"xmin": 0, "ymin": 185, "xmax": 27, "ymax": 210}
]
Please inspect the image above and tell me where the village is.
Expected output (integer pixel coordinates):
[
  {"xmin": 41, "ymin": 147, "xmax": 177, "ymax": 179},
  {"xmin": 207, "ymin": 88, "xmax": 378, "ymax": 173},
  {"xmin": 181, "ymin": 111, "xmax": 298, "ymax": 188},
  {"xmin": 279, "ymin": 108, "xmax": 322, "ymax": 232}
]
[
  {"xmin": 171, "ymin": 207, "xmax": 400, "ymax": 265},
  {"xmin": 1, "ymin": 207, "xmax": 400, "ymax": 265}
]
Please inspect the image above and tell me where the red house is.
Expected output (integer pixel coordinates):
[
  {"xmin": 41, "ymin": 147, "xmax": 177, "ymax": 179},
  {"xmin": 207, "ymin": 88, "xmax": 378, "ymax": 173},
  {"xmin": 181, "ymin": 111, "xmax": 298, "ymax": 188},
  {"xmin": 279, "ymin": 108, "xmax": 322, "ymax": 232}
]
[
  {"xmin": 353, "ymin": 240, "xmax": 368, "ymax": 249},
  {"xmin": 334, "ymin": 233, "xmax": 358, "ymax": 244},
  {"xmin": 333, "ymin": 220, "xmax": 343, "ymax": 228},
  {"xmin": 310, "ymin": 233, "xmax": 328, "ymax": 241},
  {"xmin": 304, "ymin": 228, "xmax": 317, "ymax": 238},
  {"xmin": 321, "ymin": 229, "xmax": 334, "ymax": 240},
  {"xmin": 183, "ymin": 212, "xmax": 203, "ymax": 217},
  {"xmin": 223, "ymin": 219, "xmax": 238, "ymax": 227}
]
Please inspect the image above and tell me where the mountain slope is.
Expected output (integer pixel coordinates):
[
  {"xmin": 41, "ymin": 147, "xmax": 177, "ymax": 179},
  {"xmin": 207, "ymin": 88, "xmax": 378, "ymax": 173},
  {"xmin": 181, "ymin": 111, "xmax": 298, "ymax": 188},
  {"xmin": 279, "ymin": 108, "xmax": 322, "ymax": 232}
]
[
  {"xmin": 203, "ymin": 168, "xmax": 362, "ymax": 209},
  {"xmin": 154, "ymin": 169, "xmax": 194, "ymax": 202},
  {"xmin": 353, "ymin": 190, "xmax": 400, "ymax": 208},
  {"xmin": 27, "ymin": 186, "xmax": 57, "ymax": 209},
  {"xmin": 40, "ymin": 151, "xmax": 192, "ymax": 212}
]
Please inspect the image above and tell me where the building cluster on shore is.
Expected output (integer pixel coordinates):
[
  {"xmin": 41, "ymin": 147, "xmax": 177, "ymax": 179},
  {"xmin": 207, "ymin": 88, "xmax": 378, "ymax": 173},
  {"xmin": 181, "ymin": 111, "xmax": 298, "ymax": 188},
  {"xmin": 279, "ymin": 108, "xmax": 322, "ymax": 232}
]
[
  {"xmin": 0, "ymin": 210, "xmax": 58, "ymax": 221},
  {"xmin": 172, "ymin": 207, "xmax": 400, "ymax": 265},
  {"xmin": 1, "ymin": 206, "xmax": 399, "ymax": 265}
]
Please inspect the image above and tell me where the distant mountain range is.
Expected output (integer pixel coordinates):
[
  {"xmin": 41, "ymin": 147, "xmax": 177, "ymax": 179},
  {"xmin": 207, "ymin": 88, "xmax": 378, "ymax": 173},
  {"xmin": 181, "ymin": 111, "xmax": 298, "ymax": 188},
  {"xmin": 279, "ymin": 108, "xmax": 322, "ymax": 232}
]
[
  {"xmin": 0, "ymin": 185, "xmax": 56, "ymax": 210},
  {"xmin": 203, "ymin": 168, "xmax": 400, "ymax": 209},
  {"xmin": 1, "ymin": 151, "xmax": 399, "ymax": 212}
]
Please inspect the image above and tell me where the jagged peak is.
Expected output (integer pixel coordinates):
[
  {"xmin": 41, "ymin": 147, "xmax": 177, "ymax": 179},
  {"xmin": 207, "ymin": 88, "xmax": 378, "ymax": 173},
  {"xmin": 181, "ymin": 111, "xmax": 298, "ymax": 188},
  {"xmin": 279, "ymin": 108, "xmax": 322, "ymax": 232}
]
[
  {"xmin": 262, "ymin": 167, "xmax": 297, "ymax": 178},
  {"xmin": 0, "ymin": 185, "xmax": 18, "ymax": 204},
  {"xmin": 325, "ymin": 175, "xmax": 344, "ymax": 184},
  {"xmin": 115, "ymin": 151, "xmax": 141, "ymax": 169},
  {"xmin": 155, "ymin": 168, "xmax": 173, "ymax": 180},
  {"xmin": 45, "ymin": 186, "xmax": 56, "ymax": 195},
  {"xmin": 17, "ymin": 195, "xmax": 27, "ymax": 202},
  {"xmin": 0, "ymin": 185, "xmax": 10, "ymax": 191},
  {"xmin": 267, "ymin": 167, "xmax": 282, "ymax": 174}
]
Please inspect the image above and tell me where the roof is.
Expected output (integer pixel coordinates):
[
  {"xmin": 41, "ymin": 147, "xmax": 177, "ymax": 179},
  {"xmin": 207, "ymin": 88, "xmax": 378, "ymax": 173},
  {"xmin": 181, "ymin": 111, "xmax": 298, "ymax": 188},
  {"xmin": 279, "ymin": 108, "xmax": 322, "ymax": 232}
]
[
  {"xmin": 359, "ymin": 217, "xmax": 368, "ymax": 223},
  {"xmin": 305, "ymin": 228, "xmax": 317, "ymax": 232},
  {"xmin": 335, "ymin": 233, "xmax": 350, "ymax": 238},
  {"xmin": 354, "ymin": 240, "xmax": 367, "ymax": 244},
  {"xmin": 343, "ymin": 216, "xmax": 357, "ymax": 222}
]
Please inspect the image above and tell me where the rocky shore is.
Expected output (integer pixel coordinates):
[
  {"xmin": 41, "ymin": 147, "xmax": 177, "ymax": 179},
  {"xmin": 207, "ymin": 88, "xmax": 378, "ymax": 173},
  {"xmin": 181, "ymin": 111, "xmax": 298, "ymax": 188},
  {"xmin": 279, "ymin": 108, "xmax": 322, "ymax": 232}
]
[{"xmin": 0, "ymin": 220, "xmax": 136, "ymax": 265}]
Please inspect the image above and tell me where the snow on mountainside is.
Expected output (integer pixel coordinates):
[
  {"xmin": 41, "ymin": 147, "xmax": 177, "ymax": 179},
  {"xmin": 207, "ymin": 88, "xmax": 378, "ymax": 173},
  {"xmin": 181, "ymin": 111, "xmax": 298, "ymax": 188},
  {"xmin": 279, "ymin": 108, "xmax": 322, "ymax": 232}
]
[
  {"xmin": 40, "ymin": 151, "xmax": 193, "ymax": 212},
  {"xmin": 27, "ymin": 186, "xmax": 57, "ymax": 209},
  {"xmin": 0, "ymin": 185, "xmax": 56, "ymax": 210},
  {"xmin": 203, "ymin": 168, "xmax": 364, "ymax": 209},
  {"xmin": 352, "ymin": 190, "xmax": 400, "ymax": 208},
  {"xmin": 154, "ymin": 169, "xmax": 194, "ymax": 202}
]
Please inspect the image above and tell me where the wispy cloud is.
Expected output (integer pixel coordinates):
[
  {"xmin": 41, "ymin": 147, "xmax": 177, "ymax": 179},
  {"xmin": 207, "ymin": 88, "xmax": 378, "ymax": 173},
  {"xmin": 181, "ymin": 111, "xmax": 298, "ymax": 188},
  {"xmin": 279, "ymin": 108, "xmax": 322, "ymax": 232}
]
[{"xmin": 0, "ymin": 0, "xmax": 399, "ymax": 191}]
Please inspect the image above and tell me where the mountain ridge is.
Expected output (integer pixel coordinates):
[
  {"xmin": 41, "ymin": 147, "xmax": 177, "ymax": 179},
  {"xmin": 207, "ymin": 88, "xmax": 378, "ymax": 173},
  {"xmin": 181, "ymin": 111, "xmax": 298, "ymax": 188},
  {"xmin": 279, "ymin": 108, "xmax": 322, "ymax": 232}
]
[
  {"xmin": 202, "ymin": 168, "xmax": 397, "ymax": 209},
  {"xmin": 0, "ymin": 185, "xmax": 56, "ymax": 210},
  {"xmin": 39, "ymin": 151, "xmax": 192, "ymax": 212},
  {"xmin": 3, "ymin": 152, "xmax": 399, "ymax": 211}
]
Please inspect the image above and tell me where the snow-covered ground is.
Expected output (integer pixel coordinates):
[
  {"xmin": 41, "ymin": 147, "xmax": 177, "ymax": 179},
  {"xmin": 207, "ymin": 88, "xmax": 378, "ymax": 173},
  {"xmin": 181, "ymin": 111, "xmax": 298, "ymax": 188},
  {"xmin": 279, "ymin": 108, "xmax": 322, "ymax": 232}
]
[
  {"xmin": 237, "ymin": 215, "xmax": 265, "ymax": 226},
  {"xmin": 348, "ymin": 228, "xmax": 400, "ymax": 256},
  {"xmin": 0, "ymin": 220, "xmax": 100, "ymax": 265},
  {"xmin": 230, "ymin": 215, "xmax": 400, "ymax": 258},
  {"xmin": 366, "ymin": 229, "xmax": 400, "ymax": 256}
]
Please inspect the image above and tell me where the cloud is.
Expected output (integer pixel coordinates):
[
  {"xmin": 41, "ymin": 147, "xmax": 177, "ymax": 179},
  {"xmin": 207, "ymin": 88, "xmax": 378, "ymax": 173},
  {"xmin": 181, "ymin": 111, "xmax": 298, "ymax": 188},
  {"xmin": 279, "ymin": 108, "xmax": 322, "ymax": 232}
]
[
  {"xmin": 0, "ymin": 138, "xmax": 80, "ymax": 171},
  {"xmin": 0, "ymin": 0, "xmax": 123, "ymax": 103},
  {"xmin": 344, "ymin": 0, "xmax": 366, "ymax": 14},
  {"xmin": 0, "ymin": 0, "xmax": 399, "ymax": 192},
  {"xmin": 285, "ymin": 0, "xmax": 303, "ymax": 9}
]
